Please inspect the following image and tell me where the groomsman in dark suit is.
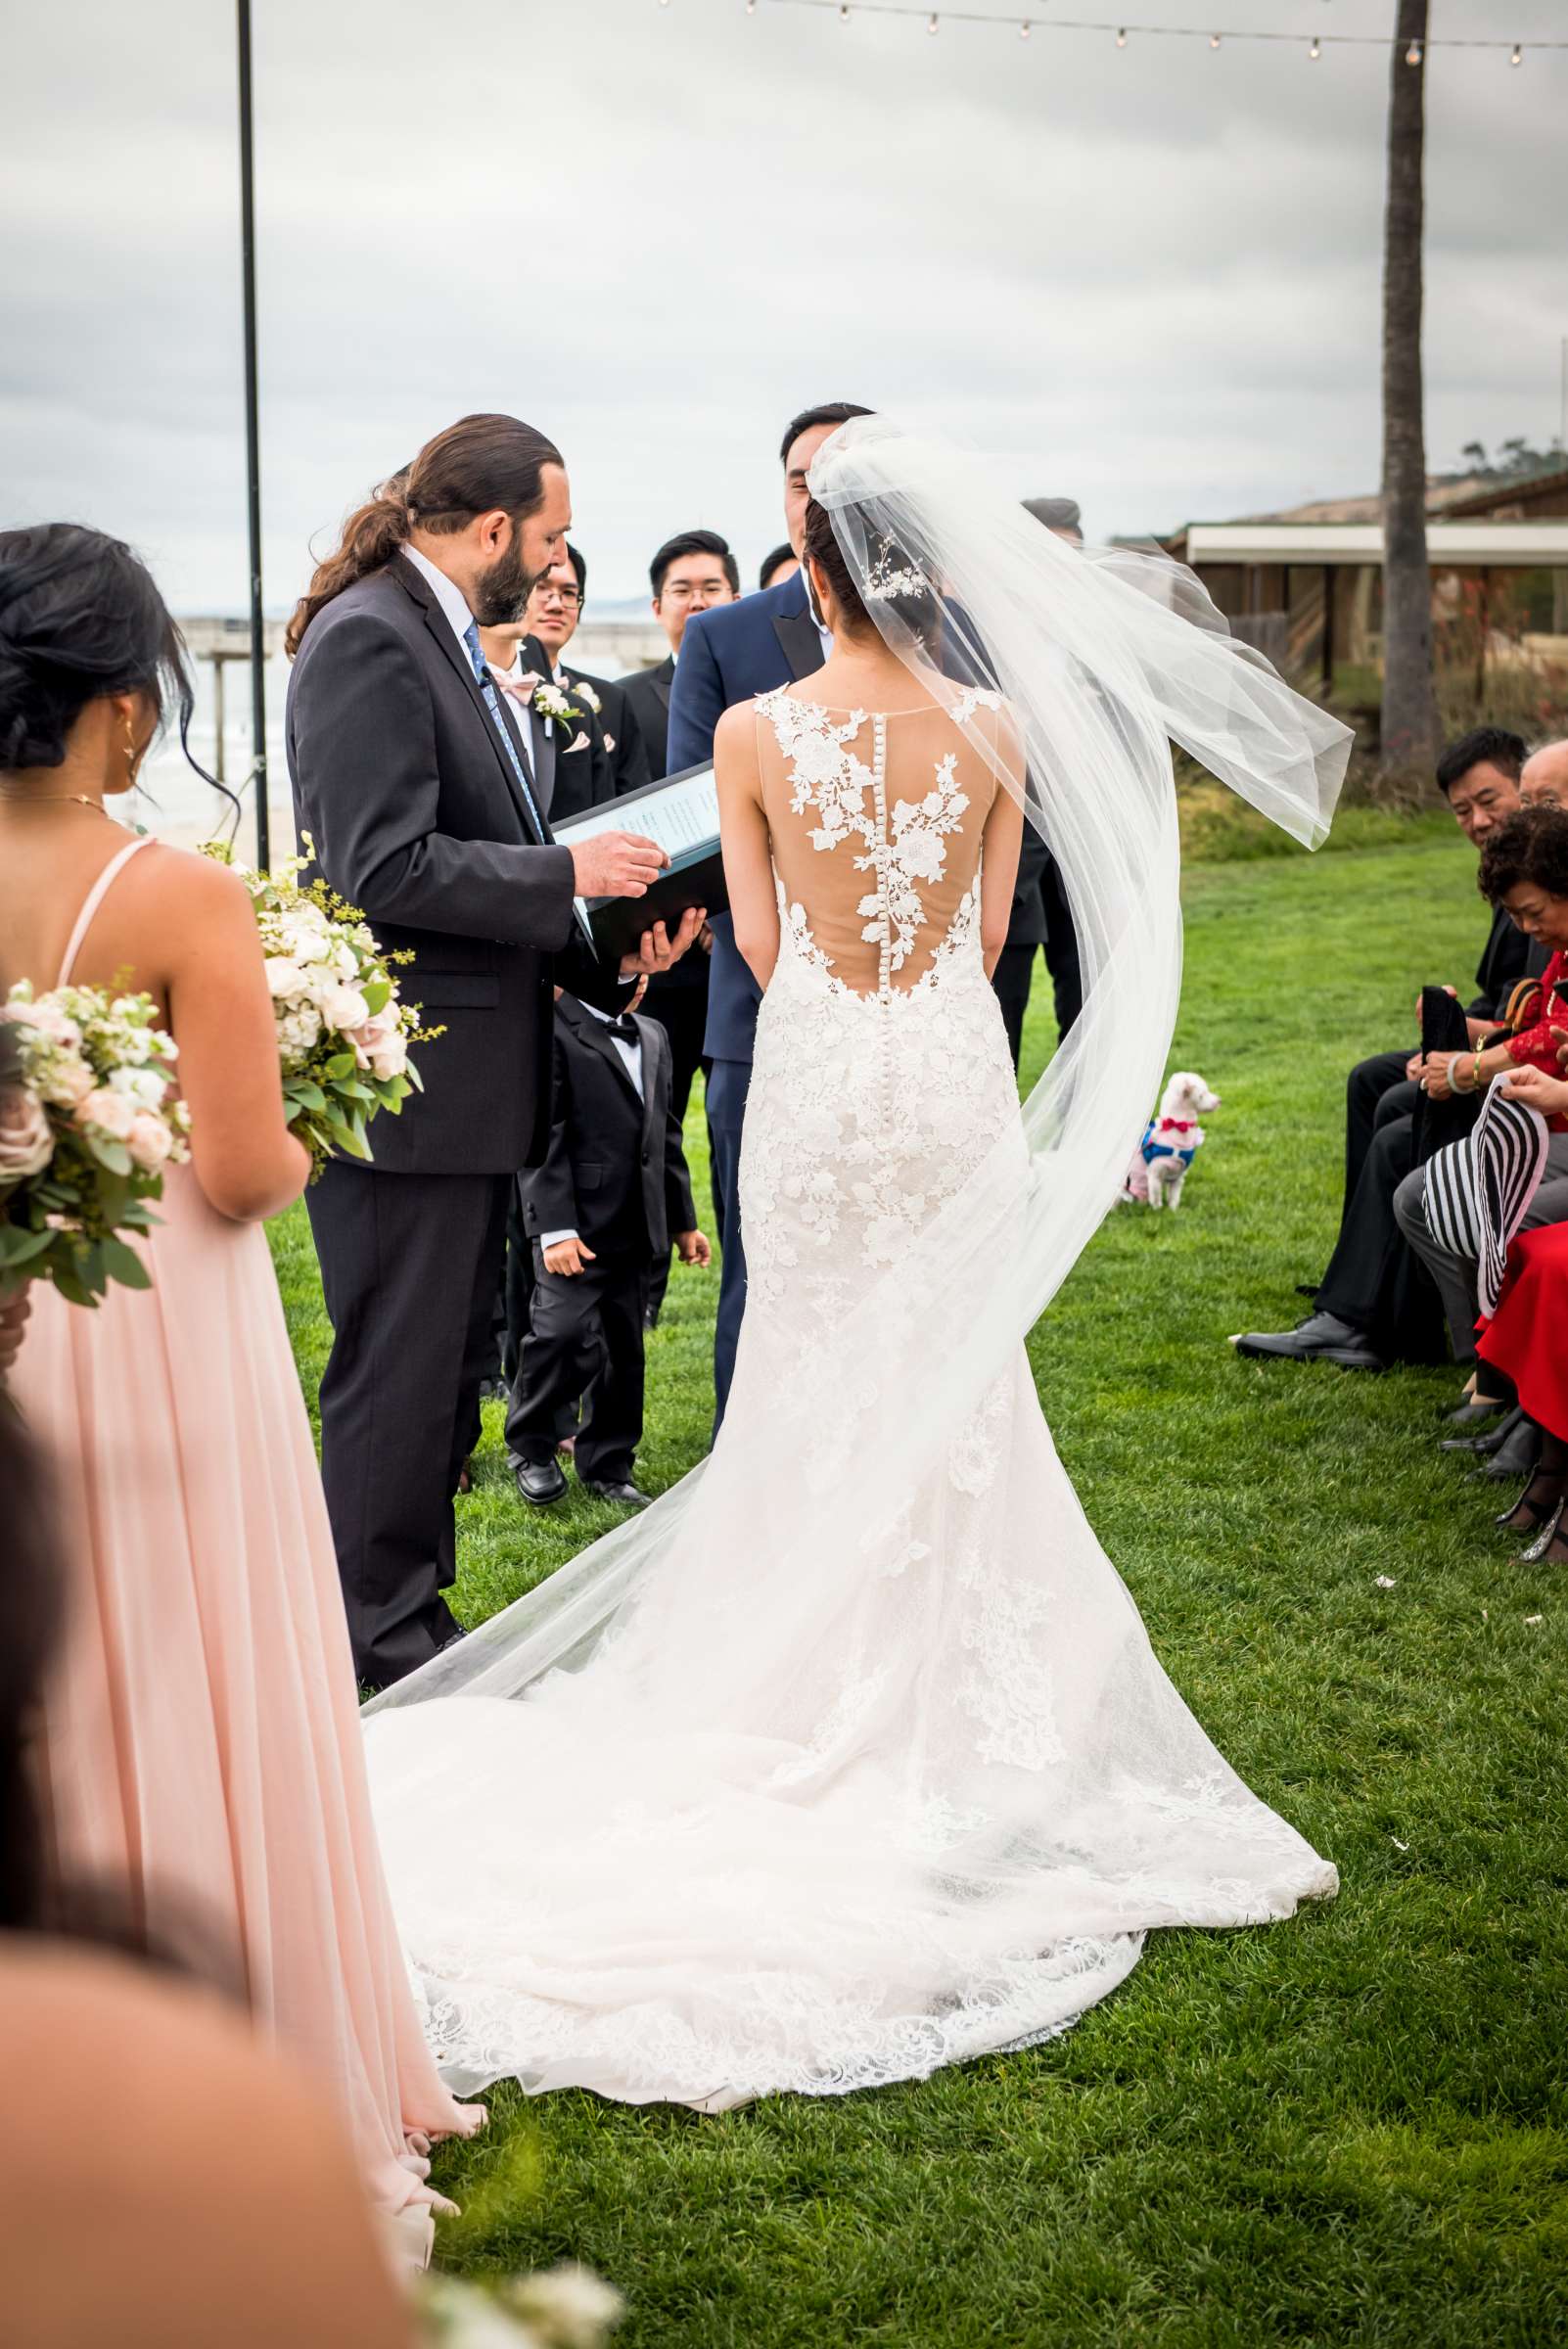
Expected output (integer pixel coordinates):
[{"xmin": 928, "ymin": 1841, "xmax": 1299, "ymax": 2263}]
[
  {"xmin": 668, "ymin": 401, "xmax": 872, "ymax": 1429},
  {"xmin": 508, "ymin": 983, "xmax": 710, "ymax": 1508},
  {"xmin": 551, "ymin": 543, "xmax": 653, "ymax": 800},
  {"xmin": 286, "ymin": 413, "xmax": 698, "ymax": 1689},
  {"xmin": 619, "ymin": 530, "xmax": 741, "ymax": 1326},
  {"xmin": 620, "ymin": 530, "xmax": 741, "ymax": 787},
  {"xmin": 479, "ymin": 581, "xmax": 611, "ymax": 828}
]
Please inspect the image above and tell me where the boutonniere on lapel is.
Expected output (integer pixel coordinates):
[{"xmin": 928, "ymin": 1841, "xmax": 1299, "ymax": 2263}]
[
  {"xmin": 573, "ymin": 678, "xmax": 603, "ymax": 715},
  {"xmin": 488, "ymin": 667, "xmax": 581, "ymax": 730}
]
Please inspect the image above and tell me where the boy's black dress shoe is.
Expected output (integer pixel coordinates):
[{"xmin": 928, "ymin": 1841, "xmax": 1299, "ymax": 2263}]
[
  {"xmin": 580, "ymin": 1478, "xmax": 653, "ymax": 1508},
  {"xmin": 515, "ymin": 1457, "xmax": 568, "ymax": 1506}
]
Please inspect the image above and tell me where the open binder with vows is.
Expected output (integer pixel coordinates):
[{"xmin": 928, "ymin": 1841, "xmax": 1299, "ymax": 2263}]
[{"xmin": 553, "ymin": 761, "xmax": 726, "ymax": 963}]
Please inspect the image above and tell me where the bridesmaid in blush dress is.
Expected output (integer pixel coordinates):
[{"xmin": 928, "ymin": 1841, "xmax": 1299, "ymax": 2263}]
[{"xmin": 0, "ymin": 524, "xmax": 480, "ymax": 2265}]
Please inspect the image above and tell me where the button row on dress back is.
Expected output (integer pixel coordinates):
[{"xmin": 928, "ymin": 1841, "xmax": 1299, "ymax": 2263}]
[{"xmin": 871, "ymin": 711, "xmax": 891, "ymax": 1002}]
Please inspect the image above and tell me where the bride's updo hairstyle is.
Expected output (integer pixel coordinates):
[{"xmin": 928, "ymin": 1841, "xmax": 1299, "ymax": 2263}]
[
  {"xmin": 286, "ymin": 411, "xmax": 564, "ymax": 655},
  {"xmin": 0, "ymin": 523, "xmax": 192, "ymax": 773},
  {"xmin": 801, "ymin": 495, "xmax": 942, "ymax": 655}
]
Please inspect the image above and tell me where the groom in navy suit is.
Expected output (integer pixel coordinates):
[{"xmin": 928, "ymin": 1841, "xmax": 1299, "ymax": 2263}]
[{"xmin": 667, "ymin": 401, "xmax": 872, "ymax": 1431}]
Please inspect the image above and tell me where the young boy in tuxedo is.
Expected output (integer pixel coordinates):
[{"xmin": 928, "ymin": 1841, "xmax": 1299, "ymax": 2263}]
[{"xmin": 506, "ymin": 981, "xmax": 711, "ymax": 1508}]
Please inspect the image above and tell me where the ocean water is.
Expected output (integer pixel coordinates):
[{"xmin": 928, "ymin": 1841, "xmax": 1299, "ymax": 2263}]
[{"xmin": 139, "ymin": 649, "xmax": 292, "ymax": 854}]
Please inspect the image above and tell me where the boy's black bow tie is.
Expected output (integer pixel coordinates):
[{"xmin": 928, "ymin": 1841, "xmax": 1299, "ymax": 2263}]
[{"xmin": 603, "ymin": 1013, "xmax": 640, "ymax": 1044}]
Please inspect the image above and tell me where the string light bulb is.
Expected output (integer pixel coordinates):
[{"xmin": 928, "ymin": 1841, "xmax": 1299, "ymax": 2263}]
[
  {"xmin": 1309, "ymin": 36, "xmax": 1319, "ymax": 61},
  {"xmin": 927, "ymin": 10, "xmax": 939, "ymax": 30},
  {"xmin": 1115, "ymin": 25, "xmax": 1127, "ymax": 46},
  {"xmin": 839, "ymin": 3, "xmax": 849, "ymax": 17},
  {"xmin": 1406, "ymin": 39, "xmax": 1422, "ymax": 65},
  {"xmin": 1511, "ymin": 44, "xmax": 1523, "ymax": 67},
  {"xmin": 1210, "ymin": 31, "xmax": 1221, "ymax": 50},
  {"xmin": 1019, "ymin": 18, "xmax": 1031, "ymax": 35}
]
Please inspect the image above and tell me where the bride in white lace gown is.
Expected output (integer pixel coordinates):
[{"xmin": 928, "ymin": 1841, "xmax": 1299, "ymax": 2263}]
[{"xmin": 363, "ymin": 421, "xmax": 1350, "ymax": 2109}]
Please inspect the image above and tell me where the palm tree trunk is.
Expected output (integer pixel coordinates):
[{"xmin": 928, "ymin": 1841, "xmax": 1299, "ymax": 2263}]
[{"xmin": 1380, "ymin": 0, "xmax": 1442, "ymax": 778}]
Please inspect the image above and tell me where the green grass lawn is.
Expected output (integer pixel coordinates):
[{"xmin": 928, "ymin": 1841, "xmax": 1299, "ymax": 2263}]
[{"xmin": 270, "ymin": 827, "xmax": 1567, "ymax": 2347}]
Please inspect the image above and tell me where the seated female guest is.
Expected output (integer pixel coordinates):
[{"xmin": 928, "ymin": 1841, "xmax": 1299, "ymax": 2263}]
[
  {"xmin": 1395, "ymin": 804, "xmax": 1568, "ymax": 1360},
  {"xmin": 0, "ymin": 523, "xmax": 480, "ymax": 2262},
  {"xmin": 1476, "ymin": 1057, "xmax": 1568, "ymax": 1567}
]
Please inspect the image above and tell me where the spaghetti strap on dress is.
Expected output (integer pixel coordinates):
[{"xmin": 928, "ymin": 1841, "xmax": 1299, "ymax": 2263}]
[{"xmin": 16, "ymin": 832, "xmax": 481, "ymax": 2266}]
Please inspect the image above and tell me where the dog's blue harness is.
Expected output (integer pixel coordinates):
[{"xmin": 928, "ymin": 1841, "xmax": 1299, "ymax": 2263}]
[{"xmin": 1138, "ymin": 1122, "xmax": 1198, "ymax": 1170}]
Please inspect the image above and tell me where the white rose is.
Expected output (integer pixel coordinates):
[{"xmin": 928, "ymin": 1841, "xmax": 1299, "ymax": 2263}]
[
  {"xmin": 265, "ymin": 957, "xmax": 306, "ymax": 999},
  {"xmin": 38, "ymin": 1058, "xmax": 95, "ymax": 1110},
  {"xmin": 0, "ymin": 1083, "xmax": 54, "ymax": 1182},
  {"xmin": 78, "ymin": 1087, "xmax": 137, "ymax": 1141},
  {"xmin": 106, "ymin": 1064, "xmax": 169, "ymax": 1110},
  {"xmin": 320, "ymin": 983, "xmax": 369, "ymax": 1033},
  {"xmin": 6, "ymin": 997, "xmax": 81, "ymax": 1050},
  {"xmin": 504, "ymin": 2263, "xmax": 625, "ymax": 2348},
  {"xmin": 126, "ymin": 1111, "xmax": 173, "ymax": 1173},
  {"xmin": 369, "ymin": 1034, "xmax": 408, "ymax": 1082}
]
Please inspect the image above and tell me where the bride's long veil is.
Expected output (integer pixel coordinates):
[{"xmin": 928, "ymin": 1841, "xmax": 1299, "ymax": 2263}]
[{"xmin": 365, "ymin": 418, "xmax": 1350, "ymax": 1719}]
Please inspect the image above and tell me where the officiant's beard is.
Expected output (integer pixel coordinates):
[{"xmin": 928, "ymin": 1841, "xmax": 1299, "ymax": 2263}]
[{"xmin": 472, "ymin": 535, "xmax": 539, "ymax": 627}]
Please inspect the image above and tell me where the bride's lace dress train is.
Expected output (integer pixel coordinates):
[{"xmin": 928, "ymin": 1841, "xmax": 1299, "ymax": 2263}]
[{"xmin": 364, "ymin": 691, "xmax": 1336, "ymax": 2108}]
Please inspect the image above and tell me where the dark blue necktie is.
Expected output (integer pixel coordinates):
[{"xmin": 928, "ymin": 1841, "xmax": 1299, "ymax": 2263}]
[{"xmin": 463, "ymin": 621, "xmax": 597, "ymax": 954}]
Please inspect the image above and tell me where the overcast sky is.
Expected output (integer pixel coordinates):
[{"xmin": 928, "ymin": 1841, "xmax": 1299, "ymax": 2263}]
[{"xmin": 4, "ymin": 0, "xmax": 1566, "ymax": 614}]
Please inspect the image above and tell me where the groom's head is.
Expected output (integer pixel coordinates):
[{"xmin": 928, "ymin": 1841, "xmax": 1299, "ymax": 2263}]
[
  {"xmin": 780, "ymin": 402, "xmax": 874, "ymax": 559},
  {"xmin": 405, "ymin": 414, "xmax": 571, "ymax": 625}
]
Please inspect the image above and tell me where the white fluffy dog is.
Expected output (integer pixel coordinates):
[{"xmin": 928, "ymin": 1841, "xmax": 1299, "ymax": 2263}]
[{"xmin": 1122, "ymin": 1071, "xmax": 1222, "ymax": 1211}]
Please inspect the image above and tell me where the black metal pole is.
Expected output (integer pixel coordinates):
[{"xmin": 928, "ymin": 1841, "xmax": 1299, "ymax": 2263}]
[{"xmin": 237, "ymin": 0, "xmax": 269, "ymax": 867}]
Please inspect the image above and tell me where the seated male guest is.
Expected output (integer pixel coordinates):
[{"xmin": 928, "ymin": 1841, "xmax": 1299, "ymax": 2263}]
[
  {"xmin": 1332, "ymin": 727, "xmax": 1530, "ymax": 1233},
  {"xmin": 620, "ymin": 529, "xmax": 740, "ymax": 787},
  {"xmin": 508, "ymin": 982, "xmax": 710, "ymax": 1509},
  {"xmin": 287, "ymin": 412, "xmax": 696, "ymax": 1689},
  {"xmin": 1237, "ymin": 727, "xmax": 1538, "ymax": 1372},
  {"xmin": 1520, "ymin": 736, "xmax": 1568, "ymax": 812},
  {"xmin": 759, "ymin": 544, "xmax": 799, "ymax": 592}
]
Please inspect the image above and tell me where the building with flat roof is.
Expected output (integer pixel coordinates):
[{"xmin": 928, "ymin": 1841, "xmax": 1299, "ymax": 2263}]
[{"xmin": 1165, "ymin": 465, "xmax": 1568, "ymax": 693}]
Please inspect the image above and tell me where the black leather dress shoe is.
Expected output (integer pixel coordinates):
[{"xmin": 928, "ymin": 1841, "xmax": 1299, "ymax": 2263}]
[
  {"xmin": 1232, "ymin": 1312, "xmax": 1384, "ymax": 1370},
  {"xmin": 1441, "ymin": 1405, "xmax": 1522, "ymax": 1456},
  {"xmin": 580, "ymin": 1477, "xmax": 653, "ymax": 1508},
  {"xmin": 1475, "ymin": 1415, "xmax": 1542, "ymax": 1483},
  {"xmin": 514, "ymin": 1456, "xmax": 568, "ymax": 1506}
]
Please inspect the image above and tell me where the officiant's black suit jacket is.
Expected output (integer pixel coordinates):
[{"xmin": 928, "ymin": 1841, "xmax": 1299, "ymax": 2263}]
[{"xmin": 286, "ymin": 554, "xmax": 631, "ymax": 1175}]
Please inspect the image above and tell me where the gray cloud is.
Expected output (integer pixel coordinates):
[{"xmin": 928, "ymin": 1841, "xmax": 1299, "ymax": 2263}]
[{"xmin": 3, "ymin": 0, "xmax": 1565, "ymax": 610}]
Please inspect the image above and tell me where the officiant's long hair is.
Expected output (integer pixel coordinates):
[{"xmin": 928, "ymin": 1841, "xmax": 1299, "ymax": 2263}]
[{"xmin": 286, "ymin": 411, "xmax": 563, "ymax": 655}]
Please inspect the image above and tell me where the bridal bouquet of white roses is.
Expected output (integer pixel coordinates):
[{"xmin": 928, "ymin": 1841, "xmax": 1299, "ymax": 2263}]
[
  {"xmin": 205, "ymin": 838, "xmax": 438, "ymax": 1180},
  {"xmin": 0, "ymin": 981, "xmax": 190, "ymax": 1308}
]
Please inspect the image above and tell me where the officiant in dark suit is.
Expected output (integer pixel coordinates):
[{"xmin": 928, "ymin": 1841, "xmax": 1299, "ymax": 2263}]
[
  {"xmin": 286, "ymin": 412, "xmax": 700, "ymax": 1690},
  {"xmin": 668, "ymin": 403, "xmax": 872, "ymax": 1429}
]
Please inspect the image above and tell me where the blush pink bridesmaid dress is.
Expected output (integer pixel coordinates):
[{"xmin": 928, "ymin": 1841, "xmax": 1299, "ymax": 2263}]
[{"xmin": 15, "ymin": 837, "xmax": 481, "ymax": 2265}]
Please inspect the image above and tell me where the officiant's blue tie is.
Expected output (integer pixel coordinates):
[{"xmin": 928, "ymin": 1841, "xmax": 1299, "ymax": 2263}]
[
  {"xmin": 463, "ymin": 621, "xmax": 598, "ymax": 955},
  {"xmin": 463, "ymin": 621, "xmax": 549, "ymax": 839}
]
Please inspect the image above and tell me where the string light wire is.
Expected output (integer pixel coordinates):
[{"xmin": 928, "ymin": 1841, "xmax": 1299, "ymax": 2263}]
[{"xmin": 728, "ymin": 3, "xmax": 1562, "ymax": 59}]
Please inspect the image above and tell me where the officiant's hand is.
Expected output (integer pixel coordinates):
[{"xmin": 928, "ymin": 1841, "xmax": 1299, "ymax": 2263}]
[
  {"xmin": 618, "ymin": 905, "xmax": 706, "ymax": 982},
  {"xmin": 570, "ymin": 831, "xmax": 669, "ymax": 900}
]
